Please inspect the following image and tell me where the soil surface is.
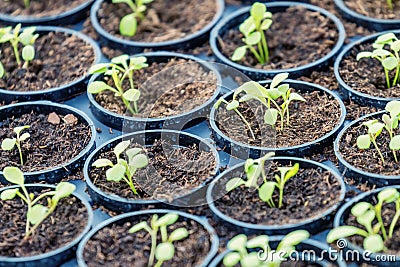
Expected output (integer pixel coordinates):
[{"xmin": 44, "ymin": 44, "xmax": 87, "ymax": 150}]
[
  {"xmin": 0, "ymin": 0, "xmax": 88, "ymax": 17},
  {"xmin": 89, "ymin": 139, "xmax": 216, "ymax": 201},
  {"xmin": 344, "ymin": 0, "xmax": 400, "ymax": 20},
  {"xmin": 0, "ymin": 31, "xmax": 95, "ymax": 92},
  {"xmin": 83, "ymin": 214, "xmax": 211, "ymax": 267},
  {"xmin": 97, "ymin": 0, "xmax": 217, "ymax": 42},
  {"xmin": 0, "ymin": 111, "xmax": 92, "ymax": 172},
  {"xmin": 338, "ymin": 113, "xmax": 400, "ymax": 176},
  {"xmin": 213, "ymin": 161, "xmax": 342, "ymax": 225},
  {"xmin": 215, "ymin": 90, "xmax": 341, "ymax": 148},
  {"xmin": 219, "ymin": 6, "xmax": 338, "ymax": 70},
  {"xmin": 0, "ymin": 188, "xmax": 88, "ymax": 257},
  {"xmin": 95, "ymin": 58, "xmax": 217, "ymax": 118},
  {"xmin": 339, "ymin": 42, "xmax": 400, "ymax": 99}
]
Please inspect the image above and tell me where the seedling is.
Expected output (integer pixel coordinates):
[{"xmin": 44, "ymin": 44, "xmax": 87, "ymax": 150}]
[
  {"xmin": 1, "ymin": 125, "xmax": 30, "ymax": 165},
  {"xmin": 357, "ymin": 33, "xmax": 400, "ymax": 89},
  {"xmin": 226, "ymin": 152, "xmax": 300, "ymax": 208},
  {"xmin": 356, "ymin": 120, "xmax": 386, "ymax": 163},
  {"xmin": 387, "ymin": 0, "xmax": 395, "ymax": 9},
  {"xmin": 223, "ymin": 230, "xmax": 310, "ymax": 267},
  {"xmin": 327, "ymin": 188, "xmax": 400, "ymax": 253},
  {"xmin": 88, "ymin": 54, "xmax": 148, "ymax": 115},
  {"xmin": 232, "ymin": 2, "xmax": 272, "ymax": 64},
  {"xmin": 92, "ymin": 140, "xmax": 148, "ymax": 195},
  {"xmin": 129, "ymin": 213, "xmax": 189, "ymax": 267},
  {"xmin": 24, "ymin": 0, "xmax": 31, "ymax": 8},
  {"xmin": 0, "ymin": 166, "xmax": 76, "ymax": 238},
  {"xmin": 112, "ymin": 0, "xmax": 153, "ymax": 37}
]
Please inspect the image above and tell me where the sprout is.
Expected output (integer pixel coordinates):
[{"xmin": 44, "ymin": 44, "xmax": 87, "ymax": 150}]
[
  {"xmin": 0, "ymin": 166, "xmax": 76, "ymax": 238},
  {"xmin": 1, "ymin": 125, "xmax": 30, "ymax": 165},
  {"xmin": 129, "ymin": 213, "xmax": 189, "ymax": 267},
  {"xmin": 387, "ymin": 0, "xmax": 394, "ymax": 9},
  {"xmin": 356, "ymin": 120, "xmax": 386, "ymax": 163},
  {"xmin": 24, "ymin": 0, "xmax": 31, "ymax": 8}
]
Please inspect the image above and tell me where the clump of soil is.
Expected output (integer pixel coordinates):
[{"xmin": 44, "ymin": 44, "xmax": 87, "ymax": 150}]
[{"xmin": 344, "ymin": 0, "xmax": 400, "ymax": 20}]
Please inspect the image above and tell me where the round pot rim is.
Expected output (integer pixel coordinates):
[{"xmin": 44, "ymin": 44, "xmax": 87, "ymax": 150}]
[
  {"xmin": 209, "ymin": 79, "xmax": 347, "ymax": 152},
  {"xmin": 0, "ymin": 101, "xmax": 97, "ymax": 178},
  {"xmin": 334, "ymin": 29, "xmax": 400, "ymax": 104},
  {"xmin": 87, "ymin": 51, "xmax": 222, "ymax": 123},
  {"xmin": 334, "ymin": 110, "xmax": 400, "ymax": 179},
  {"xmin": 76, "ymin": 208, "xmax": 219, "ymax": 267},
  {"xmin": 0, "ymin": 0, "xmax": 94, "ymax": 23},
  {"xmin": 0, "ymin": 26, "xmax": 102, "ymax": 97},
  {"xmin": 209, "ymin": 1, "xmax": 346, "ymax": 75},
  {"xmin": 334, "ymin": 0, "xmax": 400, "ymax": 25},
  {"xmin": 83, "ymin": 129, "xmax": 220, "ymax": 206},
  {"xmin": 333, "ymin": 185, "xmax": 400, "ymax": 260},
  {"xmin": 0, "ymin": 183, "xmax": 94, "ymax": 263},
  {"xmin": 90, "ymin": 0, "xmax": 225, "ymax": 48},
  {"xmin": 206, "ymin": 156, "xmax": 346, "ymax": 231}
]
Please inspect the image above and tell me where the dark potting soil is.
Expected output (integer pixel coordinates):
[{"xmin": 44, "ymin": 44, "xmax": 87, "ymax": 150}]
[
  {"xmin": 215, "ymin": 90, "xmax": 341, "ymax": 148},
  {"xmin": 338, "ymin": 114, "xmax": 400, "ymax": 176},
  {"xmin": 95, "ymin": 58, "xmax": 217, "ymax": 118},
  {"xmin": 97, "ymin": 0, "xmax": 217, "ymax": 42},
  {"xmin": 339, "ymin": 42, "xmax": 400, "ymax": 99},
  {"xmin": 89, "ymin": 139, "xmax": 216, "ymax": 201},
  {"xmin": 0, "ymin": 111, "xmax": 91, "ymax": 172},
  {"xmin": 0, "ymin": 189, "xmax": 88, "ymax": 257},
  {"xmin": 219, "ymin": 6, "xmax": 338, "ymax": 70},
  {"xmin": 344, "ymin": 0, "xmax": 400, "ymax": 20},
  {"xmin": 83, "ymin": 215, "xmax": 211, "ymax": 267},
  {"xmin": 213, "ymin": 161, "xmax": 342, "ymax": 225},
  {"xmin": 0, "ymin": 31, "xmax": 95, "ymax": 92},
  {"xmin": 0, "ymin": 0, "xmax": 88, "ymax": 17}
]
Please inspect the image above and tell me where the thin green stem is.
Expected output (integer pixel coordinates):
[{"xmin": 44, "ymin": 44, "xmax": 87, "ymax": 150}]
[
  {"xmin": 31, "ymin": 192, "xmax": 56, "ymax": 206},
  {"xmin": 16, "ymin": 141, "xmax": 24, "ymax": 165},
  {"xmin": 257, "ymin": 42, "xmax": 265, "ymax": 64},
  {"xmin": 154, "ymin": 260, "xmax": 163, "ymax": 267},
  {"xmin": 389, "ymin": 200, "xmax": 400, "ymax": 238},
  {"xmin": 393, "ymin": 67, "xmax": 399, "ymax": 87},
  {"xmin": 278, "ymin": 185, "xmax": 284, "ymax": 208},
  {"xmin": 385, "ymin": 68, "xmax": 391, "ymax": 89},
  {"xmin": 375, "ymin": 205, "xmax": 388, "ymax": 241},
  {"xmin": 260, "ymin": 31, "xmax": 269, "ymax": 63},
  {"xmin": 122, "ymin": 176, "xmax": 137, "ymax": 195},
  {"xmin": 148, "ymin": 229, "xmax": 158, "ymax": 267},
  {"xmin": 371, "ymin": 137, "xmax": 385, "ymax": 163},
  {"xmin": 25, "ymin": 202, "xmax": 57, "ymax": 238},
  {"xmin": 12, "ymin": 42, "xmax": 21, "ymax": 66},
  {"xmin": 160, "ymin": 226, "xmax": 168, "ymax": 242},
  {"xmin": 393, "ymin": 150, "xmax": 398, "ymax": 163},
  {"xmin": 233, "ymin": 108, "xmax": 255, "ymax": 139},
  {"xmin": 248, "ymin": 45, "xmax": 263, "ymax": 64}
]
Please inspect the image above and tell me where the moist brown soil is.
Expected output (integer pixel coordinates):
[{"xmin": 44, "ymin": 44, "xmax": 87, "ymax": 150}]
[
  {"xmin": 0, "ymin": 31, "xmax": 95, "ymax": 92},
  {"xmin": 344, "ymin": 0, "xmax": 400, "ymax": 20},
  {"xmin": 89, "ymin": 139, "xmax": 216, "ymax": 201},
  {"xmin": 339, "ymin": 42, "xmax": 400, "ymax": 99},
  {"xmin": 97, "ymin": 0, "xmax": 217, "ymax": 42},
  {"xmin": 338, "ymin": 114, "xmax": 400, "ymax": 176},
  {"xmin": 213, "ymin": 161, "xmax": 342, "ymax": 225},
  {"xmin": 219, "ymin": 6, "xmax": 338, "ymax": 70},
  {"xmin": 0, "ymin": 111, "xmax": 91, "ymax": 172},
  {"xmin": 95, "ymin": 58, "xmax": 217, "ymax": 118},
  {"xmin": 0, "ymin": 0, "xmax": 88, "ymax": 17},
  {"xmin": 82, "ymin": 214, "xmax": 211, "ymax": 267},
  {"xmin": 0, "ymin": 188, "xmax": 88, "ymax": 257},
  {"xmin": 215, "ymin": 90, "xmax": 341, "ymax": 148}
]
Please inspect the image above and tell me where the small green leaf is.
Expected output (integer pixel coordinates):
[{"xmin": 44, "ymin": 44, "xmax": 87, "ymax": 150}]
[
  {"xmin": 130, "ymin": 154, "xmax": 148, "ymax": 168},
  {"xmin": 270, "ymin": 73, "xmax": 289, "ymax": 89},
  {"xmin": 155, "ymin": 242, "xmax": 174, "ymax": 261},
  {"xmin": 351, "ymin": 202, "xmax": 372, "ymax": 217},
  {"xmin": 123, "ymin": 89, "xmax": 140, "ymax": 102},
  {"xmin": 1, "ymin": 188, "xmax": 19, "ymax": 200},
  {"xmin": 258, "ymin": 181, "xmax": 275, "ymax": 202},
  {"xmin": 14, "ymin": 125, "xmax": 30, "ymax": 135},
  {"xmin": 372, "ymin": 49, "xmax": 391, "ymax": 58},
  {"xmin": 376, "ymin": 33, "xmax": 397, "ymax": 44},
  {"xmin": 53, "ymin": 182, "xmax": 76, "ymax": 201},
  {"xmin": 126, "ymin": 148, "xmax": 142, "ymax": 161},
  {"xmin": 227, "ymin": 234, "xmax": 247, "ymax": 251},
  {"xmin": 356, "ymin": 210, "xmax": 375, "ymax": 230},
  {"xmin": 1, "ymin": 138, "xmax": 16, "ymax": 150},
  {"xmin": 92, "ymin": 158, "xmax": 114, "ymax": 168},
  {"xmin": 223, "ymin": 252, "xmax": 241, "ymax": 267},
  {"xmin": 231, "ymin": 46, "xmax": 247, "ymax": 61},
  {"xmin": 129, "ymin": 221, "xmax": 149, "ymax": 233},
  {"xmin": 364, "ymin": 234, "xmax": 385, "ymax": 253},
  {"xmin": 3, "ymin": 166, "xmax": 24, "ymax": 185},
  {"xmin": 239, "ymin": 17, "xmax": 255, "ymax": 36},
  {"xmin": 357, "ymin": 135, "xmax": 371, "ymax": 149},
  {"xmin": 390, "ymin": 135, "xmax": 400, "ymax": 150},
  {"xmin": 356, "ymin": 51, "xmax": 373, "ymax": 61},
  {"xmin": 88, "ymin": 81, "xmax": 115, "ymax": 94},
  {"xmin": 111, "ymin": 54, "xmax": 129, "ymax": 65},
  {"xmin": 250, "ymin": 2, "xmax": 266, "ymax": 21},
  {"xmin": 155, "ymin": 213, "xmax": 179, "ymax": 227},
  {"xmin": 22, "ymin": 45, "xmax": 35, "ymax": 61},
  {"xmin": 19, "ymin": 133, "xmax": 30, "ymax": 141},
  {"xmin": 326, "ymin": 226, "xmax": 368, "ymax": 243},
  {"xmin": 386, "ymin": 100, "xmax": 400, "ymax": 118},
  {"xmin": 226, "ymin": 177, "xmax": 246, "ymax": 192},
  {"xmin": 264, "ymin": 108, "xmax": 278, "ymax": 126},
  {"xmin": 245, "ymin": 32, "xmax": 261, "ymax": 46},
  {"xmin": 378, "ymin": 187, "xmax": 399, "ymax": 203},
  {"xmin": 247, "ymin": 235, "xmax": 269, "ymax": 249},
  {"xmin": 169, "ymin": 228, "xmax": 189, "ymax": 242},
  {"xmin": 106, "ymin": 164, "xmax": 126, "ymax": 182},
  {"xmin": 289, "ymin": 93, "xmax": 306, "ymax": 102},
  {"xmin": 240, "ymin": 252, "xmax": 261, "ymax": 267},
  {"xmin": 226, "ymin": 100, "xmax": 239, "ymax": 110},
  {"xmin": 27, "ymin": 204, "xmax": 48, "ymax": 225},
  {"xmin": 120, "ymin": 14, "xmax": 137, "ymax": 37},
  {"xmin": 278, "ymin": 230, "xmax": 309, "ymax": 250},
  {"xmin": 244, "ymin": 158, "xmax": 254, "ymax": 172},
  {"xmin": 114, "ymin": 140, "xmax": 131, "ymax": 159},
  {"xmin": 261, "ymin": 19, "xmax": 272, "ymax": 30},
  {"xmin": 382, "ymin": 57, "xmax": 398, "ymax": 70},
  {"xmin": 391, "ymin": 40, "xmax": 400, "ymax": 52},
  {"xmin": 368, "ymin": 122, "xmax": 385, "ymax": 136},
  {"xmin": 284, "ymin": 163, "xmax": 299, "ymax": 182},
  {"xmin": 89, "ymin": 63, "xmax": 112, "ymax": 74}
]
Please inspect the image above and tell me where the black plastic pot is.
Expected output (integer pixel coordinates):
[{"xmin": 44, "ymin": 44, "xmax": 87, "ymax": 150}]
[
  {"xmin": 0, "ymin": 26, "xmax": 102, "ymax": 104},
  {"xmin": 209, "ymin": 237, "xmax": 347, "ymax": 267},
  {"xmin": 84, "ymin": 129, "xmax": 220, "ymax": 212},
  {"xmin": 76, "ymin": 209, "xmax": 219, "ymax": 267},
  {"xmin": 334, "ymin": 30, "xmax": 400, "ymax": 109},
  {"xmin": 0, "ymin": 101, "xmax": 96, "ymax": 184},
  {"xmin": 206, "ymin": 157, "xmax": 346, "ymax": 235},
  {"xmin": 0, "ymin": 184, "xmax": 93, "ymax": 267},
  {"xmin": 209, "ymin": 1, "xmax": 346, "ymax": 80},
  {"xmin": 90, "ymin": 0, "xmax": 224, "ymax": 54},
  {"xmin": 0, "ymin": 0, "xmax": 94, "ymax": 26},
  {"xmin": 334, "ymin": 0, "xmax": 400, "ymax": 31},
  {"xmin": 87, "ymin": 51, "xmax": 222, "ymax": 131},
  {"xmin": 209, "ymin": 79, "xmax": 346, "ymax": 159},
  {"xmin": 334, "ymin": 110, "xmax": 400, "ymax": 187},
  {"xmin": 333, "ymin": 186, "xmax": 400, "ymax": 266}
]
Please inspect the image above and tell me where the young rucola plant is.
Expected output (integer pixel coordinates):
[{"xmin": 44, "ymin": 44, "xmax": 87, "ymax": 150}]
[
  {"xmin": 0, "ymin": 24, "xmax": 38, "ymax": 78},
  {"xmin": 386, "ymin": 0, "xmax": 395, "ymax": 9},
  {"xmin": 129, "ymin": 213, "xmax": 189, "ymax": 267},
  {"xmin": 232, "ymin": 2, "xmax": 272, "ymax": 64},
  {"xmin": 327, "ymin": 187, "xmax": 400, "ymax": 253},
  {"xmin": 112, "ymin": 0, "xmax": 153, "ymax": 37},
  {"xmin": 226, "ymin": 152, "xmax": 300, "ymax": 209},
  {"xmin": 92, "ymin": 140, "xmax": 148, "ymax": 195},
  {"xmin": 1, "ymin": 166, "xmax": 76, "ymax": 238},
  {"xmin": 223, "ymin": 230, "xmax": 310, "ymax": 267},
  {"xmin": 88, "ymin": 54, "xmax": 148, "ymax": 115},
  {"xmin": 1, "ymin": 125, "xmax": 30, "ymax": 165},
  {"xmin": 214, "ymin": 73, "xmax": 305, "ymax": 138},
  {"xmin": 357, "ymin": 32, "xmax": 400, "ymax": 89},
  {"xmin": 357, "ymin": 100, "xmax": 400, "ymax": 163}
]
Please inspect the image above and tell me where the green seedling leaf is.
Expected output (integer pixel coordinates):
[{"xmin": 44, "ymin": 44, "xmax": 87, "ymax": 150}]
[
  {"xmin": 53, "ymin": 182, "xmax": 75, "ymax": 201},
  {"xmin": 169, "ymin": 228, "xmax": 189, "ymax": 242},
  {"xmin": 130, "ymin": 56, "xmax": 147, "ymax": 66},
  {"xmin": 1, "ymin": 188, "xmax": 19, "ymax": 200},
  {"xmin": 227, "ymin": 234, "xmax": 247, "ymax": 251},
  {"xmin": 223, "ymin": 252, "xmax": 241, "ymax": 267},
  {"xmin": 245, "ymin": 32, "xmax": 261, "ymax": 46},
  {"xmin": 155, "ymin": 242, "xmax": 174, "ymax": 261},
  {"xmin": 244, "ymin": 158, "xmax": 254, "ymax": 172},
  {"xmin": 120, "ymin": 14, "xmax": 137, "ymax": 37},
  {"xmin": 92, "ymin": 158, "xmax": 113, "ymax": 168},
  {"xmin": 129, "ymin": 221, "xmax": 149, "ymax": 233},
  {"xmin": 232, "ymin": 46, "xmax": 247, "ymax": 61},
  {"xmin": 278, "ymin": 230, "xmax": 309, "ymax": 250},
  {"xmin": 123, "ymin": 89, "xmax": 140, "ymax": 102},
  {"xmin": 247, "ymin": 235, "xmax": 269, "ymax": 249},
  {"xmin": 89, "ymin": 63, "xmax": 112, "ymax": 74},
  {"xmin": 264, "ymin": 108, "xmax": 278, "ymax": 126},
  {"xmin": 378, "ymin": 187, "xmax": 399, "ymax": 203},
  {"xmin": 22, "ymin": 45, "xmax": 35, "ymax": 61},
  {"xmin": 277, "ymin": 83, "xmax": 290, "ymax": 94},
  {"xmin": 364, "ymin": 234, "xmax": 385, "ymax": 253},
  {"xmin": 250, "ymin": 2, "xmax": 266, "ymax": 21},
  {"xmin": 356, "ymin": 51, "xmax": 373, "ymax": 60},
  {"xmin": 368, "ymin": 122, "xmax": 385, "ymax": 136},
  {"xmin": 258, "ymin": 181, "xmax": 275, "ymax": 202},
  {"xmin": 27, "ymin": 204, "xmax": 48, "ymax": 225},
  {"xmin": 351, "ymin": 202, "xmax": 372, "ymax": 217},
  {"xmin": 114, "ymin": 140, "xmax": 130, "ymax": 159},
  {"xmin": 226, "ymin": 100, "xmax": 239, "ymax": 110},
  {"xmin": 266, "ymin": 88, "xmax": 282, "ymax": 100},
  {"xmin": 130, "ymin": 154, "xmax": 148, "ymax": 168},
  {"xmin": 106, "ymin": 164, "xmax": 126, "ymax": 182},
  {"xmin": 376, "ymin": 33, "xmax": 397, "ymax": 44},
  {"xmin": 372, "ymin": 49, "xmax": 391, "ymax": 58},
  {"xmin": 261, "ymin": 19, "xmax": 272, "ymax": 30},
  {"xmin": 289, "ymin": 93, "xmax": 306, "ymax": 102},
  {"xmin": 126, "ymin": 147, "xmax": 142, "ymax": 161},
  {"xmin": 226, "ymin": 177, "xmax": 246, "ymax": 192},
  {"xmin": 3, "ymin": 166, "xmax": 24, "ymax": 185},
  {"xmin": 155, "ymin": 213, "xmax": 179, "ymax": 227},
  {"xmin": 270, "ymin": 73, "xmax": 289, "ymax": 89},
  {"xmin": 386, "ymin": 101, "xmax": 400, "ymax": 117},
  {"xmin": 390, "ymin": 135, "xmax": 400, "ymax": 150},
  {"xmin": 19, "ymin": 133, "xmax": 30, "ymax": 142},
  {"xmin": 111, "ymin": 54, "xmax": 129, "ymax": 65},
  {"xmin": 0, "ymin": 33, "xmax": 14, "ymax": 43},
  {"xmin": 1, "ymin": 138, "xmax": 16, "ymax": 150},
  {"xmin": 240, "ymin": 252, "xmax": 260, "ymax": 267},
  {"xmin": 239, "ymin": 17, "xmax": 256, "ymax": 36},
  {"xmin": 88, "ymin": 81, "xmax": 115, "ymax": 94},
  {"xmin": 382, "ymin": 57, "xmax": 398, "ymax": 70},
  {"xmin": 391, "ymin": 40, "xmax": 400, "ymax": 52},
  {"xmin": 284, "ymin": 163, "xmax": 299, "ymax": 182},
  {"xmin": 356, "ymin": 210, "xmax": 375, "ymax": 230},
  {"xmin": 14, "ymin": 125, "xmax": 30, "ymax": 135},
  {"xmin": 326, "ymin": 226, "xmax": 368, "ymax": 243},
  {"xmin": 357, "ymin": 134, "xmax": 371, "ymax": 149}
]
